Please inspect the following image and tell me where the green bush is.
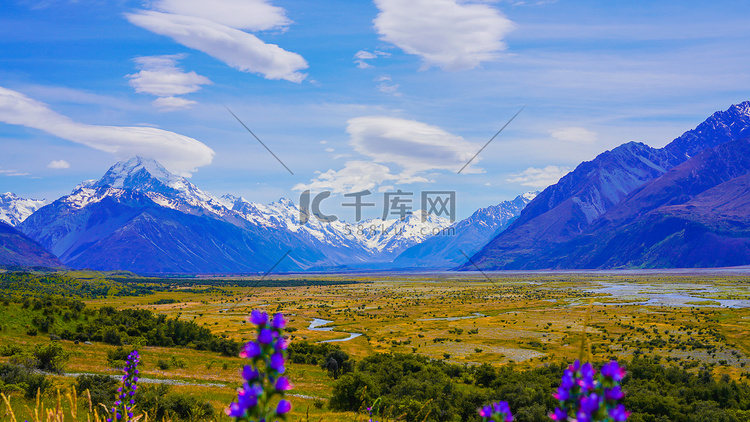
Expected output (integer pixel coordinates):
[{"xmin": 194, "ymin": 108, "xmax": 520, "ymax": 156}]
[
  {"xmin": 32, "ymin": 343, "xmax": 69, "ymax": 373},
  {"xmin": 75, "ymin": 374, "xmax": 118, "ymax": 409},
  {"xmin": 136, "ymin": 384, "xmax": 215, "ymax": 421},
  {"xmin": 0, "ymin": 363, "xmax": 51, "ymax": 398}
]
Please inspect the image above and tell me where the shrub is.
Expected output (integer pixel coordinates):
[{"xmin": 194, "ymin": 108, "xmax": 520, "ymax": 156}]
[
  {"xmin": 32, "ymin": 342, "xmax": 69, "ymax": 373},
  {"xmin": 0, "ymin": 363, "xmax": 51, "ymax": 398},
  {"xmin": 76, "ymin": 374, "xmax": 118, "ymax": 409}
]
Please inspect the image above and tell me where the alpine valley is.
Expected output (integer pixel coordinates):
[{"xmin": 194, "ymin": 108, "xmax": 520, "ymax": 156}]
[{"xmin": 5, "ymin": 101, "xmax": 750, "ymax": 273}]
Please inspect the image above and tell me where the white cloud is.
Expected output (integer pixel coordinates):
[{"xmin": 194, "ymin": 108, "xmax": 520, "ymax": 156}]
[
  {"xmin": 506, "ymin": 165, "xmax": 571, "ymax": 188},
  {"xmin": 354, "ymin": 50, "xmax": 390, "ymax": 68},
  {"xmin": 47, "ymin": 160, "xmax": 70, "ymax": 169},
  {"xmin": 347, "ymin": 116, "xmax": 480, "ymax": 174},
  {"xmin": 0, "ymin": 86, "xmax": 214, "ymax": 176},
  {"xmin": 373, "ymin": 0, "xmax": 515, "ymax": 70},
  {"xmin": 0, "ymin": 169, "xmax": 29, "ymax": 177},
  {"xmin": 127, "ymin": 54, "xmax": 211, "ymax": 97},
  {"xmin": 549, "ymin": 126, "xmax": 598, "ymax": 144},
  {"xmin": 152, "ymin": 96, "xmax": 198, "ymax": 111},
  {"xmin": 376, "ymin": 76, "xmax": 401, "ymax": 96},
  {"xmin": 293, "ymin": 161, "xmax": 400, "ymax": 194},
  {"xmin": 125, "ymin": 11, "xmax": 307, "ymax": 82},
  {"xmin": 151, "ymin": 0, "xmax": 290, "ymax": 31},
  {"xmin": 296, "ymin": 116, "xmax": 480, "ymax": 193}
]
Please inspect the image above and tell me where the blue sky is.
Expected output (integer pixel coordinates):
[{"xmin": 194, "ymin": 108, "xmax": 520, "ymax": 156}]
[{"xmin": 1, "ymin": 0, "xmax": 749, "ymax": 220}]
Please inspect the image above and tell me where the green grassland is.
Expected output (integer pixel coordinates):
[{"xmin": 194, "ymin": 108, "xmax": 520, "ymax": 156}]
[{"xmin": 2, "ymin": 271, "xmax": 750, "ymax": 421}]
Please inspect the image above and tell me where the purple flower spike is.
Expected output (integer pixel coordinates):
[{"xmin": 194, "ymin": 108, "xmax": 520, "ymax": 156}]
[
  {"xmin": 227, "ymin": 310, "xmax": 292, "ymax": 421},
  {"xmin": 277, "ymin": 400, "xmax": 292, "ymax": 414}
]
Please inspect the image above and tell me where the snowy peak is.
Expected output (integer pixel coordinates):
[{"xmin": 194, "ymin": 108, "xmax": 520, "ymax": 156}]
[
  {"xmin": 67, "ymin": 156, "xmax": 227, "ymax": 217},
  {"xmin": 0, "ymin": 193, "xmax": 47, "ymax": 226},
  {"xmin": 96, "ymin": 156, "xmax": 190, "ymax": 196}
]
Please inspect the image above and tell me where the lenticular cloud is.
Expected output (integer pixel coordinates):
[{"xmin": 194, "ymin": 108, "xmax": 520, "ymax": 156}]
[{"xmin": 0, "ymin": 86, "xmax": 214, "ymax": 176}]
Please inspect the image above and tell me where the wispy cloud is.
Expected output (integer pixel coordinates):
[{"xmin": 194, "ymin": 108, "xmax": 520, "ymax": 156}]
[
  {"xmin": 354, "ymin": 50, "xmax": 390, "ymax": 68},
  {"xmin": 506, "ymin": 165, "xmax": 571, "ymax": 188},
  {"xmin": 375, "ymin": 76, "xmax": 401, "ymax": 96},
  {"xmin": 373, "ymin": 0, "xmax": 515, "ymax": 70},
  {"xmin": 126, "ymin": 3, "xmax": 307, "ymax": 83},
  {"xmin": 549, "ymin": 127, "xmax": 598, "ymax": 144},
  {"xmin": 0, "ymin": 86, "xmax": 214, "ymax": 176},
  {"xmin": 150, "ymin": 0, "xmax": 291, "ymax": 31}
]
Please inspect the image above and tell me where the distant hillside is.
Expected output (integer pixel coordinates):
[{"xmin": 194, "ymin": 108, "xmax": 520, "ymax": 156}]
[
  {"xmin": 0, "ymin": 222, "xmax": 63, "ymax": 268},
  {"xmin": 465, "ymin": 101, "xmax": 750, "ymax": 270}
]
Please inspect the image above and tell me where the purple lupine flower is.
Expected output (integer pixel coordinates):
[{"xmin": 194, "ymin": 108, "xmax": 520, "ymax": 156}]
[
  {"xmin": 609, "ymin": 404, "xmax": 630, "ymax": 421},
  {"xmin": 240, "ymin": 341, "xmax": 262, "ymax": 359},
  {"xmin": 553, "ymin": 386, "xmax": 570, "ymax": 401},
  {"xmin": 242, "ymin": 365, "xmax": 260, "ymax": 381},
  {"xmin": 272, "ymin": 313, "xmax": 286, "ymax": 329},
  {"xmin": 270, "ymin": 352, "xmax": 286, "ymax": 373},
  {"xmin": 276, "ymin": 400, "xmax": 292, "ymax": 414},
  {"xmin": 601, "ymin": 361, "xmax": 627, "ymax": 382},
  {"xmin": 478, "ymin": 401, "xmax": 513, "ymax": 422},
  {"xmin": 605, "ymin": 385, "xmax": 624, "ymax": 401},
  {"xmin": 560, "ymin": 370, "xmax": 575, "ymax": 390},
  {"xmin": 551, "ymin": 360, "xmax": 629, "ymax": 422},
  {"xmin": 249, "ymin": 309, "xmax": 268, "ymax": 326},
  {"xmin": 549, "ymin": 407, "xmax": 568, "ymax": 421},
  {"xmin": 110, "ymin": 350, "xmax": 139, "ymax": 422},
  {"xmin": 226, "ymin": 310, "xmax": 292, "ymax": 422},
  {"xmin": 275, "ymin": 376, "xmax": 292, "ymax": 391},
  {"xmin": 275, "ymin": 336, "xmax": 288, "ymax": 351},
  {"xmin": 258, "ymin": 328, "xmax": 273, "ymax": 345}
]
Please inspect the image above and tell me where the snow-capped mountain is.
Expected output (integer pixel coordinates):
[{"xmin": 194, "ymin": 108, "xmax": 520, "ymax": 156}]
[
  {"xmin": 73, "ymin": 156, "xmax": 233, "ymax": 219},
  {"xmin": 0, "ymin": 193, "xmax": 47, "ymax": 226},
  {"xmin": 225, "ymin": 195, "xmax": 452, "ymax": 263},
  {"xmin": 19, "ymin": 158, "xmax": 325, "ymax": 273},
  {"xmin": 17, "ymin": 156, "xmax": 453, "ymax": 272},
  {"xmin": 393, "ymin": 192, "xmax": 537, "ymax": 268}
]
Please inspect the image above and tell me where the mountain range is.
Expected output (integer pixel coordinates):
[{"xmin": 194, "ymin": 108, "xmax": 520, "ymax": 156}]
[
  {"xmin": 9, "ymin": 157, "xmax": 528, "ymax": 273},
  {"xmin": 5, "ymin": 101, "xmax": 750, "ymax": 273},
  {"xmin": 466, "ymin": 101, "xmax": 750, "ymax": 270},
  {"xmin": 393, "ymin": 192, "xmax": 537, "ymax": 269}
]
